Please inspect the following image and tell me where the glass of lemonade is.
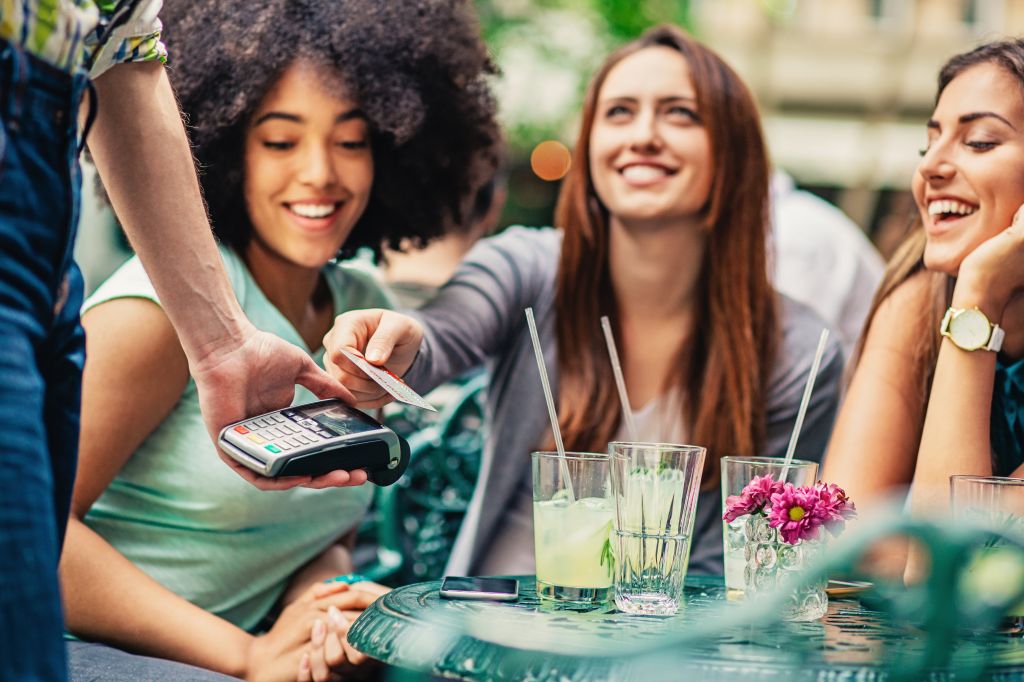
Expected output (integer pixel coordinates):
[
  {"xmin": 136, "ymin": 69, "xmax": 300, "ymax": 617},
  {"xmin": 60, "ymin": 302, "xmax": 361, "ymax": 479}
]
[
  {"xmin": 532, "ymin": 451, "xmax": 614, "ymax": 610},
  {"xmin": 720, "ymin": 456, "xmax": 818, "ymax": 599},
  {"xmin": 610, "ymin": 442, "xmax": 705, "ymax": 616}
]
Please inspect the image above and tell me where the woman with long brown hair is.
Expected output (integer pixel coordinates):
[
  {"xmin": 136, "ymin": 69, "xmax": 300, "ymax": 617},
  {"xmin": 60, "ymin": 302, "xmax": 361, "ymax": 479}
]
[
  {"xmin": 824, "ymin": 39, "xmax": 1024, "ymax": 525},
  {"xmin": 325, "ymin": 24, "xmax": 842, "ymax": 576}
]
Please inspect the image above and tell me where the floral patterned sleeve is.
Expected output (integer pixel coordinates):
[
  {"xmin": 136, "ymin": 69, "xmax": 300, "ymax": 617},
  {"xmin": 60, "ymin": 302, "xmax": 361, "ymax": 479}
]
[{"xmin": 87, "ymin": 0, "xmax": 167, "ymax": 78}]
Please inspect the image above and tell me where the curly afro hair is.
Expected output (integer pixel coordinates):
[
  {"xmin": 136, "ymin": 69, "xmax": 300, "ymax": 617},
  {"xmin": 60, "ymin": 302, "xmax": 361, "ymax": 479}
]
[{"xmin": 159, "ymin": 0, "xmax": 500, "ymax": 258}]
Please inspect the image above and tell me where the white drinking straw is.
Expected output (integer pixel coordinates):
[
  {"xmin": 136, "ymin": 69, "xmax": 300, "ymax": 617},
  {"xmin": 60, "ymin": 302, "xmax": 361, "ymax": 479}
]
[
  {"xmin": 600, "ymin": 315, "xmax": 638, "ymax": 443},
  {"xmin": 525, "ymin": 307, "xmax": 575, "ymax": 502},
  {"xmin": 782, "ymin": 328, "xmax": 831, "ymax": 466}
]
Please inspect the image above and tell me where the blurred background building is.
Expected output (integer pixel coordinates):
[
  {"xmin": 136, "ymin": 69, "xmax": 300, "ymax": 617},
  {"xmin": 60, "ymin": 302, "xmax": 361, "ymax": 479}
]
[
  {"xmin": 75, "ymin": 0, "xmax": 1024, "ymax": 292},
  {"xmin": 698, "ymin": 0, "xmax": 1024, "ymax": 257}
]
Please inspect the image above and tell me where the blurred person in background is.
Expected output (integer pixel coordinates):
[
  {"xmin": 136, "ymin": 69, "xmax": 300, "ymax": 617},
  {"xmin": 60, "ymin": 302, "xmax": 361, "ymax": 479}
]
[
  {"xmin": 771, "ymin": 170, "xmax": 885, "ymax": 359},
  {"xmin": 373, "ymin": 161, "xmax": 507, "ymax": 462},
  {"xmin": 58, "ymin": 1, "xmax": 498, "ymax": 680},
  {"xmin": 824, "ymin": 40, "xmax": 1024, "ymax": 577},
  {"xmin": 355, "ymin": 154, "xmax": 508, "ymax": 582},
  {"xmin": 323, "ymin": 25, "xmax": 842, "ymax": 580},
  {"xmin": 381, "ymin": 162, "xmax": 508, "ymax": 309}
]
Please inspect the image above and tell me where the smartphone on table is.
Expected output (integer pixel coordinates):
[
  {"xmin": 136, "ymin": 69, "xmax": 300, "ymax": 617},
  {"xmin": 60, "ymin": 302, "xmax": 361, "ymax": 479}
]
[{"xmin": 439, "ymin": 576, "xmax": 519, "ymax": 602}]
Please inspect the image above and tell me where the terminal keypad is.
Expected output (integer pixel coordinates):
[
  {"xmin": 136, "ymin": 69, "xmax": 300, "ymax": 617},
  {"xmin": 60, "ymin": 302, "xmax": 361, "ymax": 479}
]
[{"xmin": 232, "ymin": 409, "xmax": 337, "ymax": 455}]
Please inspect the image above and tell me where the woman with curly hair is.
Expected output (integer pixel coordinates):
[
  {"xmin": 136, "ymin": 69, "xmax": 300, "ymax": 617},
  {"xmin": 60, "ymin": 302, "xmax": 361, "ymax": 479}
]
[
  {"xmin": 59, "ymin": 1, "xmax": 497, "ymax": 680},
  {"xmin": 324, "ymin": 25, "xmax": 842, "ymax": 580}
]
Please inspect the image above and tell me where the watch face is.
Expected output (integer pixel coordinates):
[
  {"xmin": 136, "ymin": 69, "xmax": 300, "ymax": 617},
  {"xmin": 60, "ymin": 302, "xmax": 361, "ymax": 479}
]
[{"xmin": 950, "ymin": 308, "xmax": 991, "ymax": 351}]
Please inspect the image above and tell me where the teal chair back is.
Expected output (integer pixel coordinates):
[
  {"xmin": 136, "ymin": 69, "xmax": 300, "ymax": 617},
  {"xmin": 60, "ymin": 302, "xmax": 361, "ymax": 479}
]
[{"xmin": 358, "ymin": 371, "xmax": 487, "ymax": 584}]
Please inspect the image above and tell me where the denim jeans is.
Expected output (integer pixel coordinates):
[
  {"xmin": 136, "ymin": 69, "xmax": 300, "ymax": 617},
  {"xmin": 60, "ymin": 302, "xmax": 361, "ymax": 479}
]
[
  {"xmin": 67, "ymin": 641, "xmax": 240, "ymax": 682},
  {"xmin": 0, "ymin": 39, "xmax": 89, "ymax": 682}
]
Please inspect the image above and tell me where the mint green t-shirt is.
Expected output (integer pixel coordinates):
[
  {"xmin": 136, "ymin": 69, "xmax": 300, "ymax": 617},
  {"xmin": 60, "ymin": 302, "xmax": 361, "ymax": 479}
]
[{"xmin": 81, "ymin": 248, "xmax": 390, "ymax": 631}]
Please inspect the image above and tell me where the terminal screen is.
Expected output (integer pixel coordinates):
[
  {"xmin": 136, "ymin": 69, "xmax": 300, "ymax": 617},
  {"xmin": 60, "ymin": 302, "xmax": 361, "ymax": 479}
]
[{"xmin": 299, "ymin": 404, "xmax": 380, "ymax": 437}]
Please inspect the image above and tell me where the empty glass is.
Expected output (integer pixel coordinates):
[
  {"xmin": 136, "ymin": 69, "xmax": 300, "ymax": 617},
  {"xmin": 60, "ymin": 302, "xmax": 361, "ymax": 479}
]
[
  {"xmin": 951, "ymin": 475, "xmax": 1024, "ymax": 520},
  {"xmin": 609, "ymin": 442, "xmax": 705, "ymax": 616},
  {"xmin": 951, "ymin": 475, "xmax": 1024, "ymax": 632}
]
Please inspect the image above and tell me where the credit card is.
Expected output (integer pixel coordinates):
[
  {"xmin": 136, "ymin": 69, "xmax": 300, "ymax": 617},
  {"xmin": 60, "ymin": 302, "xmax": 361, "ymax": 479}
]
[{"xmin": 340, "ymin": 349, "xmax": 437, "ymax": 412}]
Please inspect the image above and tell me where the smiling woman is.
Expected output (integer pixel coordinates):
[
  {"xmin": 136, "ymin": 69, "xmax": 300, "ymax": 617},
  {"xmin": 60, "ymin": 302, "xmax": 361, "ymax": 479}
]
[
  {"xmin": 320, "ymin": 24, "xmax": 844, "ymax": 582},
  {"xmin": 915, "ymin": 63, "xmax": 1024, "ymax": 275},
  {"xmin": 823, "ymin": 39, "xmax": 1024, "ymax": 571},
  {"xmin": 59, "ymin": 2, "xmax": 499, "ymax": 681},
  {"xmin": 588, "ymin": 46, "xmax": 713, "ymax": 226},
  {"xmin": 243, "ymin": 63, "xmax": 374, "ymax": 272}
]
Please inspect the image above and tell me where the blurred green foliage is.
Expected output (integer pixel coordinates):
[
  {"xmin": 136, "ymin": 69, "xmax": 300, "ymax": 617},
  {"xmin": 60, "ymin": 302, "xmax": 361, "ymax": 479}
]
[
  {"xmin": 597, "ymin": 0, "xmax": 693, "ymax": 41},
  {"xmin": 474, "ymin": 0, "xmax": 693, "ymax": 228},
  {"xmin": 476, "ymin": 0, "xmax": 693, "ymax": 147}
]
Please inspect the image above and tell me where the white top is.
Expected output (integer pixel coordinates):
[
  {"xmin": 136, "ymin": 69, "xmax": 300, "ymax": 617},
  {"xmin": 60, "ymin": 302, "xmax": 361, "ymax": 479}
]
[
  {"xmin": 615, "ymin": 391, "xmax": 689, "ymax": 446},
  {"xmin": 771, "ymin": 171, "xmax": 884, "ymax": 360}
]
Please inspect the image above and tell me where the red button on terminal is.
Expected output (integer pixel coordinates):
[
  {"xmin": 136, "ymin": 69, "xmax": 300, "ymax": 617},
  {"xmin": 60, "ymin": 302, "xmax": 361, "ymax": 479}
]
[{"xmin": 234, "ymin": 425, "xmax": 250, "ymax": 434}]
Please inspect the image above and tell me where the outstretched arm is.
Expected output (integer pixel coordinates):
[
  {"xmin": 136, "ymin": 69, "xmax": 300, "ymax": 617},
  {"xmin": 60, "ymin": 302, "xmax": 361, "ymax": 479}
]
[
  {"xmin": 325, "ymin": 228, "xmax": 559, "ymax": 403},
  {"xmin": 87, "ymin": 61, "xmax": 360, "ymax": 489}
]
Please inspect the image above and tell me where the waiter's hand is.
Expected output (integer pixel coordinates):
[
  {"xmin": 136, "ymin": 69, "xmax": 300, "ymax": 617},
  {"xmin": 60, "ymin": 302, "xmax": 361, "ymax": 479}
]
[{"xmin": 192, "ymin": 325, "xmax": 368, "ymax": 490}]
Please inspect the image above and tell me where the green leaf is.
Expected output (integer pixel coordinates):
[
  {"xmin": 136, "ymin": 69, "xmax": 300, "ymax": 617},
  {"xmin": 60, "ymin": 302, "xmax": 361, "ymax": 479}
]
[
  {"xmin": 600, "ymin": 536, "xmax": 615, "ymax": 575},
  {"xmin": 599, "ymin": 519, "xmax": 616, "ymax": 576}
]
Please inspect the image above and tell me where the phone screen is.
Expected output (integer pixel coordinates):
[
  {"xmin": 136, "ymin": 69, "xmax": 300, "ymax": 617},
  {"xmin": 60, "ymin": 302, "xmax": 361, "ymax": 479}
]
[{"xmin": 441, "ymin": 577, "xmax": 518, "ymax": 596}]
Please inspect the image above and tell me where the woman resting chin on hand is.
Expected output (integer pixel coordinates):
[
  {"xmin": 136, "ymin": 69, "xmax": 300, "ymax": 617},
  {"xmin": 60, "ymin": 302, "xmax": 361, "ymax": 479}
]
[{"xmin": 822, "ymin": 39, "xmax": 1024, "ymax": 580}]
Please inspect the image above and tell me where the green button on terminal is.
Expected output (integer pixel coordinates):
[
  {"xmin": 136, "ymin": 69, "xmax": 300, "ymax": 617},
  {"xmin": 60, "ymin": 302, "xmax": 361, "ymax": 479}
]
[{"xmin": 265, "ymin": 444, "xmax": 282, "ymax": 453}]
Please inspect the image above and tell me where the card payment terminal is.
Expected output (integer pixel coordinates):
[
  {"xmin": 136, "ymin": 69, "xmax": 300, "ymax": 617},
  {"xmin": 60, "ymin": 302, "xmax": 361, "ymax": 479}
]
[{"xmin": 218, "ymin": 400, "xmax": 410, "ymax": 485}]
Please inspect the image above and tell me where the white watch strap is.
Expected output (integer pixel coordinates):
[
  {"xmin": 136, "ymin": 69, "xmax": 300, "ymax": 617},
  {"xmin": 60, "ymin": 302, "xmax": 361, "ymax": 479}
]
[{"xmin": 987, "ymin": 324, "xmax": 1006, "ymax": 352}]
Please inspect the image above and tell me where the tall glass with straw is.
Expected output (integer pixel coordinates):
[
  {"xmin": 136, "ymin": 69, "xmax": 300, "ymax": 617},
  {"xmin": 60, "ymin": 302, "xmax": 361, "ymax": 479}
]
[
  {"xmin": 720, "ymin": 329, "xmax": 830, "ymax": 598},
  {"xmin": 600, "ymin": 316, "xmax": 707, "ymax": 615},
  {"xmin": 526, "ymin": 308, "xmax": 615, "ymax": 610}
]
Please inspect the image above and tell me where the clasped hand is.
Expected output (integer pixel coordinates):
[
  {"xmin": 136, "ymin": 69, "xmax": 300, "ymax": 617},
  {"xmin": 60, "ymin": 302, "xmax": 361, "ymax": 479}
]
[{"xmin": 245, "ymin": 580, "xmax": 388, "ymax": 682}]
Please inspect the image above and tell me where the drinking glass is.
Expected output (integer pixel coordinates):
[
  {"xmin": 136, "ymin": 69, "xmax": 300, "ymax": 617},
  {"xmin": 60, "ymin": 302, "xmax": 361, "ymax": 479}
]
[
  {"xmin": 532, "ymin": 451, "xmax": 614, "ymax": 610},
  {"xmin": 721, "ymin": 456, "xmax": 818, "ymax": 598},
  {"xmin": 951, "ymin": 475, "xmax": 1024, "ymax": 632},
  {"xmin": 951, "ymin": 475, "xmax": 1024, "ymax": 518},
  {"xmin": 609, "ymin": 442, "xmax": 705, "ymax": 616}
]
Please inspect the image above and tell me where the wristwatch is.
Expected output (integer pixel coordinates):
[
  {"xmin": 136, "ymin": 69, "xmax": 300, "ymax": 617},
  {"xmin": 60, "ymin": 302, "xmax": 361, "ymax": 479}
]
[{"xmin": 940, "ymin": 306, "xmax": 1005, "ymax": 352}]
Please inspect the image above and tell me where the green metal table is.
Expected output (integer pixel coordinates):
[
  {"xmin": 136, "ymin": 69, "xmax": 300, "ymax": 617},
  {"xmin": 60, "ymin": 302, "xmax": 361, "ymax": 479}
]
[{"xmin": 348, "ymin": 575, "xmax": 1024, "ymax": 681}]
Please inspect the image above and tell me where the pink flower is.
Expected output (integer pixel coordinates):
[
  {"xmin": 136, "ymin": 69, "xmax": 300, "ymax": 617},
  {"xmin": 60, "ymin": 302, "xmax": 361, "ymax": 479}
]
[
  {"xmin": 767, "ymin": 483, "xmax": 830, "ymax": 544},
  {"xmin": 815, "ymin": 482, "xmax": 857, "ymax": 531},
  {"xmin": 723, "ymin": 474, "xmax": 785, "ymax": 523}
]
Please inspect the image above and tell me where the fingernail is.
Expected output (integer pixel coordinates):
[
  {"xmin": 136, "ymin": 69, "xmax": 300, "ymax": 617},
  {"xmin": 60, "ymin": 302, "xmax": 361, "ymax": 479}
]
[
  {"xmin": 312, "ymin": 618, "xmax": 326, "ymax": 645},
  {"xmin": 299, "ymin": 653, "xmax": 310, "ymax": 672},
  {"xmin": 328, "ymin": 605, "xmax": 345, "ymax": 628},
  {"xmin": 366, "ymin": 349, "xmax": 382, "ymax": 363}
]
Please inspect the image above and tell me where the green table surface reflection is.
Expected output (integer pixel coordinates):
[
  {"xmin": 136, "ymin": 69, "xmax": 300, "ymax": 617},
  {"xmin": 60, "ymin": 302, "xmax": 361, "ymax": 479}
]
[{"xmin": 348, "ymin": 575, "xmax": 1024, "ymax": 681}]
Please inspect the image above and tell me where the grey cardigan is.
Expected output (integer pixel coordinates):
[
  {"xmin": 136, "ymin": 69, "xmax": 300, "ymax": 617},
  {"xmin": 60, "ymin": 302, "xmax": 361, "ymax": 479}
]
[{"xmin": 404, "ymin": 227, "xmax": 844, "ymax": 576}]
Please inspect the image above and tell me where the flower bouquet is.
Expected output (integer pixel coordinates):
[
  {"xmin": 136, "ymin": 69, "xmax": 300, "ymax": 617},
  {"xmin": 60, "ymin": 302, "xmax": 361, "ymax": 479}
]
[{"xmin": 723, "ymin": 475, "xmax": 857, "ymax": 621}]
